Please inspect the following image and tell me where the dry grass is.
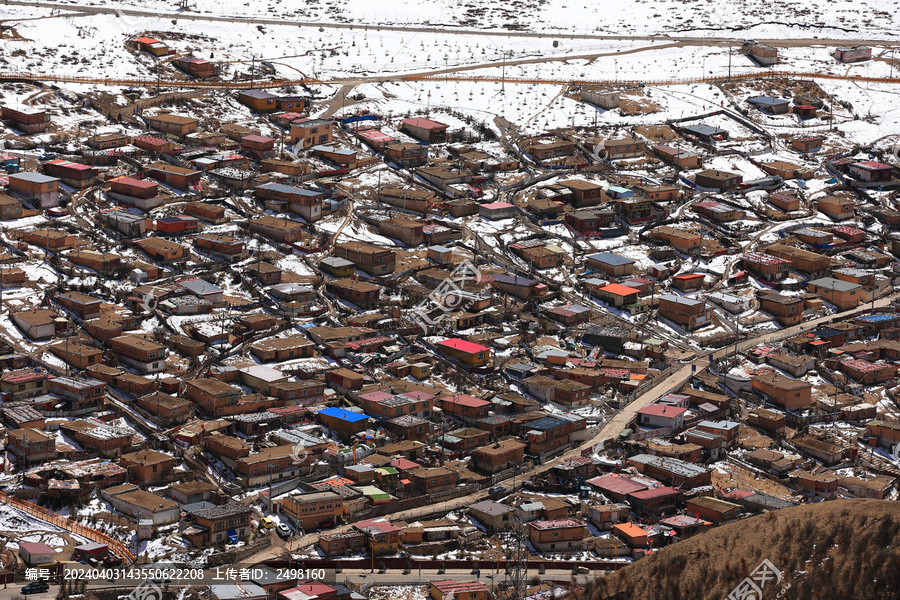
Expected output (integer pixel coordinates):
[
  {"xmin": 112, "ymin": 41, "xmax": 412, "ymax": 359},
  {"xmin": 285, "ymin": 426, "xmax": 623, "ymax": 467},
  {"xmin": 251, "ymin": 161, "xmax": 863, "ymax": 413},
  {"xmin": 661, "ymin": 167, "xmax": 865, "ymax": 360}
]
[
  {"xmin": 574, "ymin": 499, "xmax": 900, "ymax": 600},
  {"xmin": 618, "ymin": 93, "xmax": 662, "ymax": 116},
  {"xmin": 634, "ymin": 125, "xmax": 679, "ymax": 142}
]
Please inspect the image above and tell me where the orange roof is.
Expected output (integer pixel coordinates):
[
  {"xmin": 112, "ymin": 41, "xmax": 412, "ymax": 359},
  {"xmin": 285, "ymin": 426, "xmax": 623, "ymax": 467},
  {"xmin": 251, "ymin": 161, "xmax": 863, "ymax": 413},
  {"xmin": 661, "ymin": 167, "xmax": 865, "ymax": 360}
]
[
  {"xmin": 600, "ymin": 283, "xmax": 638, "ymax": 297},
  {"xmin": 630, "ymin": 373, "xmax": 647, "ymax": 381},
  {"xmin": 134, "ymin": 37, "xmax": 160, "ymax": 44},
  {"xmin": 613, "ymin": 522, "xmax": 649, "ymax": 537}
]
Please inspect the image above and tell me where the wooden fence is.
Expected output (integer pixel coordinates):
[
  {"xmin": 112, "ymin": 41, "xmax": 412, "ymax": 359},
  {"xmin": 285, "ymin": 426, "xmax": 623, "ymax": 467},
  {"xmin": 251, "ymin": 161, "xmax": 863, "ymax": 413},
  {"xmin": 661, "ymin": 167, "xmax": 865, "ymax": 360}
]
[
  {"xmin": 0, "ymin": 491, "xmax": 136, "ymax": 563},
  {"xmin": 2, "ymin": 69, "xmax": 900, "ymax": 90}
]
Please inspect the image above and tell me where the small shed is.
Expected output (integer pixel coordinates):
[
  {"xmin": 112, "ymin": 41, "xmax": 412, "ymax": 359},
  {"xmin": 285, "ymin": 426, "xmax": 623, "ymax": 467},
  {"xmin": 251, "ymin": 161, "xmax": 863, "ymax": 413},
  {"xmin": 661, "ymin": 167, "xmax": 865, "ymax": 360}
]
[
  {"xmin": 18, "ymin": 541, "xmax": 55, "ymax": 566},
  {"xmin": 73, "ymin": 542, "xmax": 108, "ymax": 561}
]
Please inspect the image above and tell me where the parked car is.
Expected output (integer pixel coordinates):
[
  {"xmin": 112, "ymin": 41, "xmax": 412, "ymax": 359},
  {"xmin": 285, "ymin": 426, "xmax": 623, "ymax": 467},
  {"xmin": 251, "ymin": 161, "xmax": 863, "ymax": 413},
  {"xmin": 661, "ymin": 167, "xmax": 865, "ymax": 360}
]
[
  {"xmin": 276, "ymin": 523, "xmax": 292, "ymax": 539},
  {"xmin": 260, "ymin": 516, "xmax": 275, "ymax": 530},
  {"xmin": 22, "ymin": 582, "xmax": 49, "ymax": 594},
  {"xmin": 488, "ymin": 485, "xmax": 507, "ymax": 499},
  {"xmin": 38, "ymin": 152, "xmax": 56, "ymax": 161}
]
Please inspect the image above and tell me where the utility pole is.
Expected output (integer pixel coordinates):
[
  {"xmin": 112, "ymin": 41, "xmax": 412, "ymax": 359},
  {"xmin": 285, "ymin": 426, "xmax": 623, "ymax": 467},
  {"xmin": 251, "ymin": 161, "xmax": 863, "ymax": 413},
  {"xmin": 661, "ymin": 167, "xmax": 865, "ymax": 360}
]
[
  {"xmin": 65, "ymin": 326, "xmax": 70, "ymax": 377},
  {"xmin": 439, "ymin": 410, "xmax": 446, "ymax": 467},
  {"xmin": 250, "ymin": 54, "xmax": 256, "ymax": 90},
  {"xmin": 733, "ymin": 313, "xmax": 739, "ymax": 363},
  {"xmin": 728, "ymin": 43, "xmax": 732, "ymax": 81},
  {"xmin": 501, "ymin": 51, "xmax": 507, "ymax": 93},
  {"xmin": 871, "ymin": 263, "xmax": 877, "ymax": 311}
]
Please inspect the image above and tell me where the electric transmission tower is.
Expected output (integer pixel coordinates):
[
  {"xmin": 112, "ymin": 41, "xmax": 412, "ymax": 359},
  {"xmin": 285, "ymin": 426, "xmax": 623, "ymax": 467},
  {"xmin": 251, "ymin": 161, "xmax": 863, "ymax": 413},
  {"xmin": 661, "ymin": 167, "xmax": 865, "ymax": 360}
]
[{"xmin": 505, "ymin": 522, "xmax": 528, "ymax": 600}]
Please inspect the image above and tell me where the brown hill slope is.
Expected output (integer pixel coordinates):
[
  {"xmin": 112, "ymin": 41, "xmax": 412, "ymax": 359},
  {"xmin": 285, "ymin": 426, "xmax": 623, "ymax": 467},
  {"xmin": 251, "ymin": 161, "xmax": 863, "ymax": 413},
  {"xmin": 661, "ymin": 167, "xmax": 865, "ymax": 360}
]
[{"xmin": 578, "ymin": 499, "xmax": 900, "ymax": 600}]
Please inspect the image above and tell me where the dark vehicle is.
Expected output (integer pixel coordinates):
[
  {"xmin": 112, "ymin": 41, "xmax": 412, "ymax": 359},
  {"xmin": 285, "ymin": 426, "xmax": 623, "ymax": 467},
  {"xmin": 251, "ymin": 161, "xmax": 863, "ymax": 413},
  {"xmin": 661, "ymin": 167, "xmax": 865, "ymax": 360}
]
[
  {"xmin": 488, "ymin": 486, "xmax": 507, "ymax": 499},
  {"xmin": 22, "ymin": 582, "xmax": 50, "ymax": 594}
]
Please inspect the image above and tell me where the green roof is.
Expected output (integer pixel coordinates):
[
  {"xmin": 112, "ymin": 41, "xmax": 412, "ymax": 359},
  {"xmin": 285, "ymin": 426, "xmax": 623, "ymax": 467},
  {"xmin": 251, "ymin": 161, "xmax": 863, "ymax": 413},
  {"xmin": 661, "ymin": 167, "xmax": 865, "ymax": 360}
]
[{"xmin": 357, "ymin": 485, "xmax": 391, "ymax": 500}]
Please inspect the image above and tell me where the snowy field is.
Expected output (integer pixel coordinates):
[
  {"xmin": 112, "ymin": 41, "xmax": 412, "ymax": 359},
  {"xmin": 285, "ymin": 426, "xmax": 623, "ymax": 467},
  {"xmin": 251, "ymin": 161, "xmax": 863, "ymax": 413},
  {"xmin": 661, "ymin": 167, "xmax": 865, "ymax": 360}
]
[
  {"xmin": 0, "ymin": 5, "xmax": 895, "ymax": 151},
  {"xmin": 0, "ymin": 3, "xmax": 898, "ymax": 85},
  {"xmin": 11, "ymin": 0, "xmax": 900, "ymax": 38}
]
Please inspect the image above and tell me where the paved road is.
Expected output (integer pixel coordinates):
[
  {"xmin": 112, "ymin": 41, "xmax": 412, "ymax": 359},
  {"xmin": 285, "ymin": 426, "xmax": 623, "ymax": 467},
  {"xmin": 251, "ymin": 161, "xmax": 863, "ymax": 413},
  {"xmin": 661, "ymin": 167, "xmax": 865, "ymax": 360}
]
[
  {"xmin": 337, "ymin": 567, "xmax": 597, "ymax": 585},
  {"xmin": 0, "ymin": 567, "xmax": 599, "ymax": 600}
]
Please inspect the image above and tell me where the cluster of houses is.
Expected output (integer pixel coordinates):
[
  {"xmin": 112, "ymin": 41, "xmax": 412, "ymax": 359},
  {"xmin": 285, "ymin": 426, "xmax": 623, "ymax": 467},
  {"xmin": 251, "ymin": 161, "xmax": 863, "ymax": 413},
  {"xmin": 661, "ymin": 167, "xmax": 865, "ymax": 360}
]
[{"xmin": 2, "ymin": 42, "xmax": 900, "ymax": 599}]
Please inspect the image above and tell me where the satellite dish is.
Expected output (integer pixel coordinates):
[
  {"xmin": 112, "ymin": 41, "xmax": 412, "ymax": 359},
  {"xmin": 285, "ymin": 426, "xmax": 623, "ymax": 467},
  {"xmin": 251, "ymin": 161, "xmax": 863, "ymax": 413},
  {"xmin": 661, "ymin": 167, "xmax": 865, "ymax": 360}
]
[{"xmin": 749, "ymin": 298, "xmax": 760, "ymax": 310}]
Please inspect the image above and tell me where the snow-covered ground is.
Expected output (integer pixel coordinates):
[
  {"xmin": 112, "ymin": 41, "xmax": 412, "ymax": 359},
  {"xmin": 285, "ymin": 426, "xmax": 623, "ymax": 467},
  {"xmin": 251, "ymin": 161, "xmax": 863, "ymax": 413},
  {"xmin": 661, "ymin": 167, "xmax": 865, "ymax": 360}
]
[{"xmin": 10, "ymin": 0, "xmax": 900, "ymax": 39}]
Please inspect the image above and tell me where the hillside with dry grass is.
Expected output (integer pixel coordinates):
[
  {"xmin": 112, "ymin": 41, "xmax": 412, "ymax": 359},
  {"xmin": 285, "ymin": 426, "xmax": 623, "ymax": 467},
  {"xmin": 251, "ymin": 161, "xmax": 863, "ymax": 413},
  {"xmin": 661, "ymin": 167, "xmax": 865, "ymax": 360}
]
[{"xmin": 576, "ymin": 499, "xmax": 900, "ymax": 600}]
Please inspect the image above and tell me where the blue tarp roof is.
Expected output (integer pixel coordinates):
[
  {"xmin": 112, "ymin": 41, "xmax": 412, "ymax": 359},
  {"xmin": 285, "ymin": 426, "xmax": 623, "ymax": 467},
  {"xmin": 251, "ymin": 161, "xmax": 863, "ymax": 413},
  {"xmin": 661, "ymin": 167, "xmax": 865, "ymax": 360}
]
[
  {"xmin": 318, "ymin": 407, "xmax": 369, "ymax": 423},
  {"xmin": 857, "ymin": 313, "xmax": 896, "ymax": 322}
]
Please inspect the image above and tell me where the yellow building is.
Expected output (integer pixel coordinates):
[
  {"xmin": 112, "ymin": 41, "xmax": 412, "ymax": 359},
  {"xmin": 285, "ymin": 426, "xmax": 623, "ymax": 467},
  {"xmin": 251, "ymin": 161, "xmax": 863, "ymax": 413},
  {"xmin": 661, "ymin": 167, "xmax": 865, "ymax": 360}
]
[{"xmin": 436, "ymin": 338, "xmax": 492, "ymax": 368}]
